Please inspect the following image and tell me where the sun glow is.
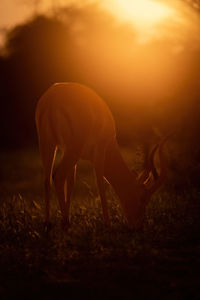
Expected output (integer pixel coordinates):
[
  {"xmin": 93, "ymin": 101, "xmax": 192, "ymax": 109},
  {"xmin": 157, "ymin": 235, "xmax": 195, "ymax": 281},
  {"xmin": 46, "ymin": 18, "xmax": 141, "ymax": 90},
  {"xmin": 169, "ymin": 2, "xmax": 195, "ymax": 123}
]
[{"xmin": 104, "ymin": 0, "xmax": 175, "ymax": 35}]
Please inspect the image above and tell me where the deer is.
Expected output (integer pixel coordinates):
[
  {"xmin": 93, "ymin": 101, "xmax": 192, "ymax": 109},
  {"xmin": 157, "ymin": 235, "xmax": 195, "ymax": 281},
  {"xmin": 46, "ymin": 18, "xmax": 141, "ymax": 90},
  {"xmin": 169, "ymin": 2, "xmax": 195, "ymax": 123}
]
[{"xmin": 35, "ymin": 82, "xmax": 167, "ymax": 230}]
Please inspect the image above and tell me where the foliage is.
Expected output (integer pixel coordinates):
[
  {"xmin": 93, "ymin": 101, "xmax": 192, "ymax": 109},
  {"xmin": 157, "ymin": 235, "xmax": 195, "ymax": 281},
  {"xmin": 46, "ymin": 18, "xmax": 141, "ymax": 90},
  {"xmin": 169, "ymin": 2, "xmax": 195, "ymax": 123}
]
[{"xmin": 0, "ymin": 3, "xmax": 200, "ymax": 154}]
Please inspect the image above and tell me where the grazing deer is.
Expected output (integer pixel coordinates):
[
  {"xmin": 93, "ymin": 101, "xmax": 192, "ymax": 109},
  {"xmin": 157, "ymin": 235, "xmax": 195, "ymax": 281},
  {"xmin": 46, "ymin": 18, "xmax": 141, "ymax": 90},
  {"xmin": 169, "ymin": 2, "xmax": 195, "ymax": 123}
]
[{"xmin": 35, "ymin": 82, "xmax": 167, "ymax": 229}]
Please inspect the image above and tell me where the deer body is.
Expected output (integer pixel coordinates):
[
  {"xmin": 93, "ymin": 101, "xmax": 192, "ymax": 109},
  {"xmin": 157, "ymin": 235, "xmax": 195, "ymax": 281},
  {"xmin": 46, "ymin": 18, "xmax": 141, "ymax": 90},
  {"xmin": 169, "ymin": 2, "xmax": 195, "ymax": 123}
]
[{"xmin": 35, "ymin": 82, "xmax": 166, "ymax": 229}]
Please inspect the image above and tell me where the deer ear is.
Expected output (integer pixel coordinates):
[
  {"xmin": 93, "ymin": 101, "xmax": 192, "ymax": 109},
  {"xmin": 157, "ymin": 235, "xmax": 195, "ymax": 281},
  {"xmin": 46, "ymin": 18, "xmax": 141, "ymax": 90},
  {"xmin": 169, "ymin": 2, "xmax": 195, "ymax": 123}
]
[
  {"xmin": 143, "ymin": 172, "xmax": 154, "ymax": 187},
  {"xmin": 131, "ymin": 167, "xmax": 138, "ymax": 178},
  {"xmin": 148, "ymin": 136, "xmax": 169, "ymax": 194},
  {"xmin": 137, "ymin": 169, "xmax": 150, "ymax": 185},
  {"xmin": 136, "ymin": 143, "xmax": 159, "ymax": 185}
]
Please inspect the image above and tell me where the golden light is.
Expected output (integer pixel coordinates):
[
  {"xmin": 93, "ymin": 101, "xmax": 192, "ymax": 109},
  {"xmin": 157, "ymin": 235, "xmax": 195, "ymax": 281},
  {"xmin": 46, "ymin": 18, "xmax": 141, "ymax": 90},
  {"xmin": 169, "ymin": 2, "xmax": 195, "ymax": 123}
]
[{"xmin": 104, "ymin": 0, "xmax": 176, "ymax": 39}]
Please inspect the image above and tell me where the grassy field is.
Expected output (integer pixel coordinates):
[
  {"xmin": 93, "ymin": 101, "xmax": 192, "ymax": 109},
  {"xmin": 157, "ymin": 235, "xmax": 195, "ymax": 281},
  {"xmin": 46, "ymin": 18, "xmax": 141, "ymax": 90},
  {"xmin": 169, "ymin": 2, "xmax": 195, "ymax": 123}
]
[{"xmin": 0, "ymin": 147, "xmax": 200, "ymax": 299}]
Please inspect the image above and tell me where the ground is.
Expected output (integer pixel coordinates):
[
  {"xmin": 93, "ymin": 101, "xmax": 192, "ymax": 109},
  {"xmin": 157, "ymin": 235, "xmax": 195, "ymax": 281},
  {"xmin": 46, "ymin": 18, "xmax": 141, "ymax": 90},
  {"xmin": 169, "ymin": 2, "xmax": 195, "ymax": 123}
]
[{"xmin": 0, "ymin": 147, "xmax": 199, "ymax": 299}]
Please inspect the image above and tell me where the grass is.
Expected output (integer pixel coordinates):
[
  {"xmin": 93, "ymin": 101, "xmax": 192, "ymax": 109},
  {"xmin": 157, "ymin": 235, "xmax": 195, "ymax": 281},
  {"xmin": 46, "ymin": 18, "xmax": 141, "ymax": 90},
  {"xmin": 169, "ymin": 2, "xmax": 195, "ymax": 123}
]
[{"xmin": 0, "ymin": 147, "xmax": 200, "ymax": 299}]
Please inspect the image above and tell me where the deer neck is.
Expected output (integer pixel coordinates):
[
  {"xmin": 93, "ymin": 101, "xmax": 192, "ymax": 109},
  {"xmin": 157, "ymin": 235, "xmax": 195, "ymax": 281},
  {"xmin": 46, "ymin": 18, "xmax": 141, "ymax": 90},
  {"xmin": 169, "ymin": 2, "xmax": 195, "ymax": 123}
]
[{"xmin": 104, "ymin": 140, "xmax": 137, "ymax": 200}]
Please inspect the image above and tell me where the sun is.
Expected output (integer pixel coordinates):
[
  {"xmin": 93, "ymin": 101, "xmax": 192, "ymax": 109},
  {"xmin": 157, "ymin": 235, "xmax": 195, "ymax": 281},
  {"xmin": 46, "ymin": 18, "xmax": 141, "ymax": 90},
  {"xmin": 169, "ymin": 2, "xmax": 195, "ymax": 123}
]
[{"xmin": 104, "ymin": 0, "xmax": 175, "ymax": 31}]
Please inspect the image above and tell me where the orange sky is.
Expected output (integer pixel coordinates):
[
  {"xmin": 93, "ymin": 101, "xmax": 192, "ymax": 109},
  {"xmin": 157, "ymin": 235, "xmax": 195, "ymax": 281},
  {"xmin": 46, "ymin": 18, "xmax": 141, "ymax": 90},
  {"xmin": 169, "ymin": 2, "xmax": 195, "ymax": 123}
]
[
  {"xmin": 0, "ymin": 0, "xmax": 199, "ymax": 48},
  {"xmin": 0, "ymin": 0, "xmax": 31, "ymax": 28},
  {"xmin": 0, "ymin": 0, "xmax": 88, "ymax": 29},
  {"xmin": 0, "ymin": 0, "xmax": 86, "ymax": 46}
]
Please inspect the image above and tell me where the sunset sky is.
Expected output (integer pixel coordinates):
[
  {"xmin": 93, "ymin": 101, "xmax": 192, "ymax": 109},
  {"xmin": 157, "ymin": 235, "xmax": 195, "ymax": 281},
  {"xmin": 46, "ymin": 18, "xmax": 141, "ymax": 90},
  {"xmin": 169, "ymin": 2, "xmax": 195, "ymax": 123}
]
[
  {"xmin": 0, "ymin": 0, "xmax": 199, "ymax": 47},
  {"xmin": 0, "ymin": 0, "xmax": 175, "ymax": 28}
]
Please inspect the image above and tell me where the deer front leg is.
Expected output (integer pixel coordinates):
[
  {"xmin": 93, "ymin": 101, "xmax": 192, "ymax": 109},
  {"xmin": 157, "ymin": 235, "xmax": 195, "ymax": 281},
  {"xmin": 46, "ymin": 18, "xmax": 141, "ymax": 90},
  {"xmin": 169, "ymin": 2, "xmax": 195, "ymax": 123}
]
[
  {"xmin": 65, "ymin": 165, "xmax": 76, "ymax": 227},
  {"xmin": 53, "ymin": 152, "xmax": 78, "ymax": 229},
  {"xmin": 94, "ymin": 149, "xmax": 110, "ymax": 227},
  {"xmin": 44, "ymin": 177, "xmax": 51, "ymax": 229}
]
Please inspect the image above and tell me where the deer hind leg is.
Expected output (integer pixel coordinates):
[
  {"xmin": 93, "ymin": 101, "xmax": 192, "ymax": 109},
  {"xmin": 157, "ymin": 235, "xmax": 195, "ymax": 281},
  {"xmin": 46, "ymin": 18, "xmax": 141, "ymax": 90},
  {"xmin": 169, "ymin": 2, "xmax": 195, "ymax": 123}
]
[
  {"xmin": 64, "ymin": 164, "xmax": 77, "ymax": 227},
  {"xmin": 38, "ymin": 139, "xmax": 57, "ymax": 227},
  {"xmin": 94, "ymin": 147, "xmax": 110, "ymax": 227},
  {"xmin": 53, "ymin": 151, "xmax": 78, "ymax": 229}
]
